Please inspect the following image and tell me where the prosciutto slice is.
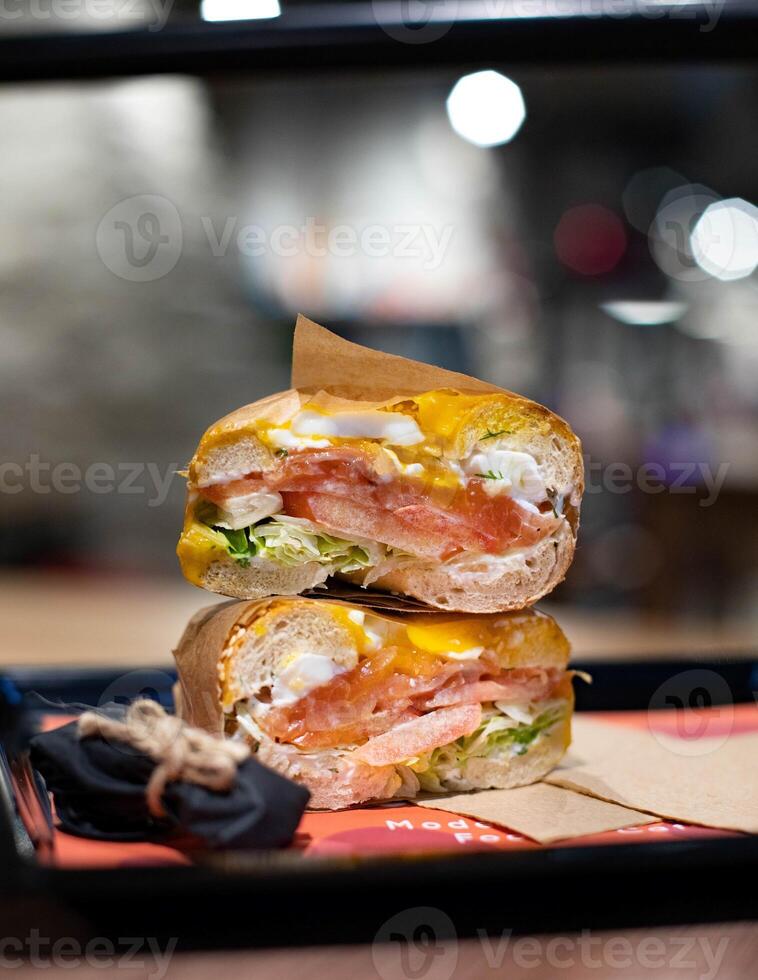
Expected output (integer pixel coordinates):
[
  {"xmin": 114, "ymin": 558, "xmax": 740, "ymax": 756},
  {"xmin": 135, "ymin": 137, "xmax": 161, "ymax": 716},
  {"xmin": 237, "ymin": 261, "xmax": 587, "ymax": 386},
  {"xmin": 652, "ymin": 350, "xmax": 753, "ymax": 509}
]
[
  {"xmin": 262, "ymin": 648, "xmax": 561, "ymax": 754},
  {"xmin": 419, "ymin": 669, "xmax": 558, "ymax": 710},
  {"xmin": 351, "ymin": 704, "xmax": 482, "ymax": 767},
  {"xmin": 201, "ymin": 446, "xmax": 559, "ymax": 560}
]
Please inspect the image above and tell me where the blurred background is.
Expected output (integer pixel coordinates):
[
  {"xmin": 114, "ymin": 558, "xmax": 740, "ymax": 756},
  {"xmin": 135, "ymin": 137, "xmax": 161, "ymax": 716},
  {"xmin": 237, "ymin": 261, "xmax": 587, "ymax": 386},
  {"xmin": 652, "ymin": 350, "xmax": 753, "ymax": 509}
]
[{"xmin": 2, "ymin": 0, "xmax": 757, "ymax": 663}]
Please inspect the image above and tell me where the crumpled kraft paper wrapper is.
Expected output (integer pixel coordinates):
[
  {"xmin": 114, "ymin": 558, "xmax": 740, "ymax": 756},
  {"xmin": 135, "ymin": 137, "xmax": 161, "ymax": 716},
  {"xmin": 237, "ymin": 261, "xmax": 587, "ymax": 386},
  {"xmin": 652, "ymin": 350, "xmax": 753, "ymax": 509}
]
[
  {"xmin": 173, "ymin": 599, "xmax": 254, "ymax": 735},
  {"xmin": 544, "ymin": 716, "xmax": 758, "ymax": 835},
  {"xmin": 292, "ymin": 314, "xmax": 503, "ymax": 399}
]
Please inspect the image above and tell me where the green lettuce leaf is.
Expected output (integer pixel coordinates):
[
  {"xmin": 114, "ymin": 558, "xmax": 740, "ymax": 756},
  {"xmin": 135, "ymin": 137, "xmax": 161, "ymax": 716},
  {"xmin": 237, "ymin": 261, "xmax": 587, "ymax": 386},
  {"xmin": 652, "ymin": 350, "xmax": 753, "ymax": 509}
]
[
  {"xmin": 197, "ymin": 506, "xmax": 378, "ymax": 572},
  {"xmin": 251, "ymin": 518, "xmax": 377, "ymax": 571}
]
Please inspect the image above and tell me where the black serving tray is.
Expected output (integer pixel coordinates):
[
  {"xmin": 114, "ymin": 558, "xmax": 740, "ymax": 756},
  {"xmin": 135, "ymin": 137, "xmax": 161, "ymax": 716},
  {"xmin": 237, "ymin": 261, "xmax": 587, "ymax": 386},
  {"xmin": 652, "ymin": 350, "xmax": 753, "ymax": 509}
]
[{"xmin": 1, "ymin": 657, "xmax": 758, "ymax": 951}]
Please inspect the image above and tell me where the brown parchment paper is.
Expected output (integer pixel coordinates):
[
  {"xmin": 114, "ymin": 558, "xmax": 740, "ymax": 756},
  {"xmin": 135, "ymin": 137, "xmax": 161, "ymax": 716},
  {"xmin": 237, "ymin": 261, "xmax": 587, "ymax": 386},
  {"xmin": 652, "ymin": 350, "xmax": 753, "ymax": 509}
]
[
  {"xmin": 291, "ymin": 315, "xmax": 504, "ymax": 399},
  {"xmin": 173, "ymin": 599, "xmax": 267, "ymax": 735},
  {"xmin": 421, "ymin": 783, "xmax": 655, "ymax": 845},
  {"xmin": 544, "ymin": 716, "xmax": 758, "ymax": 835}
]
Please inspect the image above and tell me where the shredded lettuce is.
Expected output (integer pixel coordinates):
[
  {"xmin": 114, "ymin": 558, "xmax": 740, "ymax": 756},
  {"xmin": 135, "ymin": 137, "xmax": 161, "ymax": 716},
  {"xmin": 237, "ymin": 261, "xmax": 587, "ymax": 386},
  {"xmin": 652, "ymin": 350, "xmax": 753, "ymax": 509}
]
[
  {"xmin": 196, "ymin": 507, "xmax": 382, "ymax": 572},
  {"xmin": 413, "ymin": 703, "xmax": 567, "ymax": 792},
  {"xmin": 252, "ymin": 517, "xmax": 379, "ymax": 571}
]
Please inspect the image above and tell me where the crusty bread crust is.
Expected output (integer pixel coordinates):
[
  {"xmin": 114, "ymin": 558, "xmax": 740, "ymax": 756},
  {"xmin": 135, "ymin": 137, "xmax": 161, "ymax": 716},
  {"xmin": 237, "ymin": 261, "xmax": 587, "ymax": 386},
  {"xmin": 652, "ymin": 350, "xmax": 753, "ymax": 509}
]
[
  {"xmin": 223, "ymin": 599, "xmax": 360, "ymax": 707},
  {"xmin": 195, "ymin": 519, "xmax": 574, "ymax": 613},
  {"xmin": 202, "ymin": 556, "xmax": 331, "ymax": 601},
  {"xmin": 356, "ymin": 522, "xmax": 576, "ymax": 613},
  {"xmin": 190, "ymin": 389, "xmax": 302, "ymax": 487}
]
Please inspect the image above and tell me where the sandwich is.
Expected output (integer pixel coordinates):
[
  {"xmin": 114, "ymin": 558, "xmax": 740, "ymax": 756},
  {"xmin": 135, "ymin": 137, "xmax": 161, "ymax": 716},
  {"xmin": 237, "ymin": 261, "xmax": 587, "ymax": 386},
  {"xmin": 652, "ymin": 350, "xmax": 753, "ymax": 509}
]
[
  {"xmin": 177, "ymin": 385, "xmax": 583, "ymax": 613},
  {"xmin": 173, "ymin": 597, "xmax": 575, "ymax": 809}
]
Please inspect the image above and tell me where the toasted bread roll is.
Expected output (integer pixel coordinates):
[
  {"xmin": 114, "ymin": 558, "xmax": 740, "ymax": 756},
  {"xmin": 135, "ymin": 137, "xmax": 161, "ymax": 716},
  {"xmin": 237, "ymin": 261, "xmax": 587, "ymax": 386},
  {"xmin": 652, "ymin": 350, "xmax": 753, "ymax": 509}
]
[
  {"xmin": 174, "ymin": 597, "xmax": 574, "ymax": 809},
  {"xmin": 178, "ymin": 384, "xmax": 583, "ymax": 612}
]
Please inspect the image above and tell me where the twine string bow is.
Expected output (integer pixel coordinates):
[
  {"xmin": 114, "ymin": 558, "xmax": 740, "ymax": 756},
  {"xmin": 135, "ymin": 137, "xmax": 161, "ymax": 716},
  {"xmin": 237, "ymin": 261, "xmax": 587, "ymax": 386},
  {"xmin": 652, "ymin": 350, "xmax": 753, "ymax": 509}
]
[{"xmin": 77, "ymin": 699, "xmax": 250, "ymax": 819}]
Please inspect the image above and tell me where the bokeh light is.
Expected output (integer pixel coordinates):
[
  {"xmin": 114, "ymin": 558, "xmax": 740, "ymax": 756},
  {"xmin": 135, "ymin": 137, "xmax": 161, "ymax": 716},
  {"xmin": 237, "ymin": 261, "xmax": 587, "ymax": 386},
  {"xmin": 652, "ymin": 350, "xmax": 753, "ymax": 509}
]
[
  {"xmin": 554, "ymin": 204, "xmax": 627, "ymax": 276},
  {"xmin": 601, "ymin": 299, "xmax": 687, "ymax": 326},
  {"xmin": 690, "ymin": 198, "xmax": 758, "ymax": 282},
  {"xmin": 201, "ymin": 0, "xmax": 281, "ymax": 21},
  {"xmin": 446, "ymin": 71, "xmax": 526, "ymax": 148}
]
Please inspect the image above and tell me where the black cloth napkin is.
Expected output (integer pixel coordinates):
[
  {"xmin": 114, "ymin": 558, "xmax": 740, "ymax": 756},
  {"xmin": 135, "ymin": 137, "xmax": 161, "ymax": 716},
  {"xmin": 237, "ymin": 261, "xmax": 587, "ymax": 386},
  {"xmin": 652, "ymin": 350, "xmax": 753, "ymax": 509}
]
[{"xmin": 30, "ymin": 704, "xmax": 309, "ymax": 850}]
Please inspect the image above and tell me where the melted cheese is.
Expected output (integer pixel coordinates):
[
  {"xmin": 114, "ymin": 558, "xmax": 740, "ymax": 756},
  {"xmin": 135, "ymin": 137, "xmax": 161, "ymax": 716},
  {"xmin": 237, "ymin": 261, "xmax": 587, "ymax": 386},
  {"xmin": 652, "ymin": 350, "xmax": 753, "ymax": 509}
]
[
  {"xmin": 242, "ymin": 389, "xmax": 543, "ymax": 496},
  {"xmin": 176, "ymin": 521, "xmax": 227, "ymax": 586},
  {"xmin": 406, "ymin": 619, "xmax": 496, "ymax": 657},
  {"xmin": 412, "ymin": 390, "xmax": 492, "ymax": 440}
]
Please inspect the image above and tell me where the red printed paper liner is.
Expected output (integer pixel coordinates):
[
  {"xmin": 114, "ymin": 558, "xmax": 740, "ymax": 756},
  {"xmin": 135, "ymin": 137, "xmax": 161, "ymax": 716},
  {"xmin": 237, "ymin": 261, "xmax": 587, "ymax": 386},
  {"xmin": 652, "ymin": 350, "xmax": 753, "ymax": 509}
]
[{"xmin": 39, "ymin": 704, "xmax": 756, "ymax": 869}]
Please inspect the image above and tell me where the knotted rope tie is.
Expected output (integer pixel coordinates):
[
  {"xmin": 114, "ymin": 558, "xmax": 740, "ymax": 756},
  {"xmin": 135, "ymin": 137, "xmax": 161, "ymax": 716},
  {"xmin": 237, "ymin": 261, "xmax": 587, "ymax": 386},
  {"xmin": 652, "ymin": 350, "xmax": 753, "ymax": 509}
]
[{"xmin": 77, "ymin": 699, "xmax": 250, "ymax": 819}]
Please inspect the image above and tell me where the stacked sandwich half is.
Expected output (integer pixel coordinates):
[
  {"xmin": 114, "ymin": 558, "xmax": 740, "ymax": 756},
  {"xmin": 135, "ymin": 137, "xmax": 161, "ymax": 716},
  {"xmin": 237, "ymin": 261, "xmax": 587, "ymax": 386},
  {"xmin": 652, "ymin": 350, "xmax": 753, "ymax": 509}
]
[{"xmin": 173, "ymin": 317, "xmax": 584, "ymax": 809}]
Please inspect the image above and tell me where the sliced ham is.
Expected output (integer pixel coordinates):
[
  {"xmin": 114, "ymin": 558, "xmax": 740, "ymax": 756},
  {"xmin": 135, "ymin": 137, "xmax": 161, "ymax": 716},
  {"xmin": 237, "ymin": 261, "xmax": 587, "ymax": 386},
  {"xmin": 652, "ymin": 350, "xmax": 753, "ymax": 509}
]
[
  {"xmin": 291, "ymin": 709, "xmax": 420, "ymax": 750},
  {"xmin": 420, "ymin": 669, "xmax": 558, "ymax": 710},
  {"xmin": 262, "ymin": 648, "xmax": 560, "ymax": 751},
  {"xmin": 351, "ymin": 704, "xmax": 482, "ymax": 767},
  {"xmin": 200, "ymin": 445, "xmax": 559, "ymax": 560}
]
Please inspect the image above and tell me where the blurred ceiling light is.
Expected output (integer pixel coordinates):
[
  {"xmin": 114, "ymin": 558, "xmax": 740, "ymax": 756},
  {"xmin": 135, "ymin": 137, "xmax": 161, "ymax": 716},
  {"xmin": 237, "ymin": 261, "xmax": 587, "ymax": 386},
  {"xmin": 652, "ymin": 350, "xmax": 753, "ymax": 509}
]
[
  {"xmin": 554, "ymin": 204, "xmax": 626, "ymax": 276},
  {"xmin": 690, "ymin": 198, "xmax": 758, "ymax": 282},
  {"xmin": 201, "ymin": 0, "xmax": 281, "ymax": 21},
  {"xmin": 601, "ymin": 299, "xmax": 687, "ymax": 326},
  {"xmin": 446, "ymin": 71, "xmax": 526, "ymax": 148}
]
